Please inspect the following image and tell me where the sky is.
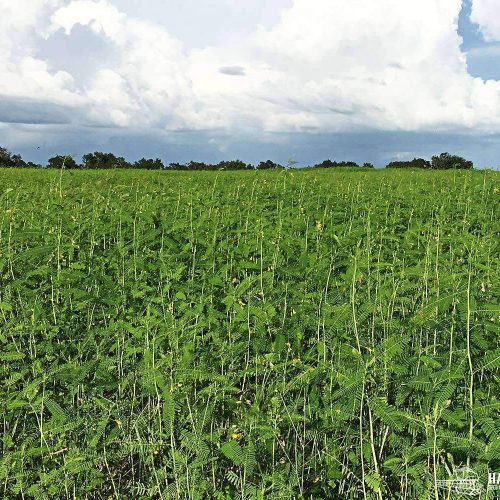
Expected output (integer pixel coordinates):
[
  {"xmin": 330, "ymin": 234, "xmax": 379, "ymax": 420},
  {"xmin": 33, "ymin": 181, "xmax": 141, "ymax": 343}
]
[{"xmin": 1, "ymin": 0, "xmax": 500, "ymax": 168}]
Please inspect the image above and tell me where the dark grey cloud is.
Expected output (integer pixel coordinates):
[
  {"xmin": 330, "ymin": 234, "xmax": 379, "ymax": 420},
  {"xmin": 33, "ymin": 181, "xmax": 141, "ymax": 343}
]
[
  {"xmin": 3, "ymin": 123, "xmax": 499, "ymax": 169},
  {"xmin": 219, "ymin": 66, "xmax": 246, "ymax": 76},
  {"xmin": 0, "ymin": 96, "xmax": 75, "ymax": 125}
]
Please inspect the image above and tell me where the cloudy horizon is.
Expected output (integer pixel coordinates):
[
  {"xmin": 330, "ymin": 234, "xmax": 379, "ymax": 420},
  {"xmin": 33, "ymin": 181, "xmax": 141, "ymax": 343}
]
[{"xmin": 2, "ymin": 0, "xmax": 500, "ymax": 167}]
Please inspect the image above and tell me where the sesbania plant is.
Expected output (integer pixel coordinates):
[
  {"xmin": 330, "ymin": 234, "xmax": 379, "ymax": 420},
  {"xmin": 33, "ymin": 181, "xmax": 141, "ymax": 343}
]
[{"xmin": 0, "ymin": 168, "xmax": 498, "ymax": 499}]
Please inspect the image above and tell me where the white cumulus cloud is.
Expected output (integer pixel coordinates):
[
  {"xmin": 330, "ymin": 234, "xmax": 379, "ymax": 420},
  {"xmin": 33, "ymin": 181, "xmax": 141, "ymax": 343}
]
[
  {"xmin": 188, "ymin": 0, "xmax": 500, "ymax": 132},
  {"xmin": 470, "ymin": 0, "xmax": 500, "ymax": 41},
  {"xmin": 0, "ymin": 0, "xmax": 78, "ymax": 104},
  {"xmin": 1, "ymin": 0, "xmax": 500, "ymax": 135},
  {"xmin": 48, "ymin": 0, "xmax": 196, "ymax": 127}
]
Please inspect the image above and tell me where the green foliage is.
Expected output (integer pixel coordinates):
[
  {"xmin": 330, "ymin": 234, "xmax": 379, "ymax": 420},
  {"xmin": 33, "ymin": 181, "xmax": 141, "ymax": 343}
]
[
  {"xmin": 47, "ymin": 155, "xmax": 79, "ymax": 169},
  {"xmin": 217, "ymin": 160, "xmax": 252, "ymax": 170},
  {"xmin": 0, "ymin": 145, "xmax": 480, "ymax": 172},
  {"xmin": 0, "ymin": 147, "xmax": 26, "ymax": 168},
  {"xmin": 386, "ymin": 154, "xmax": 475, "ymax": 170},
  {"xmin": 313, "ymin": 159, "xmax": 361, "ymax": 168},
  {"xmin": 0, "ymin": 167, "xmax": 498, "ymax": 498},
  {"xmin": 133, "ymin": 157, "xmax": 165, "ymax": 170},
  {"xmin": 82, "ymin": 151, "xmax": 130, "ymax": 169},
  {"xmin": 257, "ymin": 160, "xmax": 284, "ymax": 169},
  {"xmin": 431, "ymin": 152, "xmax": 474, "ymax": 170},
  {"xmin": 386, "ymin": 157, "xmax": 431, "ymax": 169}
]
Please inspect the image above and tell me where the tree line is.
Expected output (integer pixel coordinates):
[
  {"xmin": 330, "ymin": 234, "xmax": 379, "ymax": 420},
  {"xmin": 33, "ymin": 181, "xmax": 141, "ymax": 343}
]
[
  {"xmin": 385, "ymin": 153, "xmax": 473, "ymax": 170},
  {"xmin": 0, "ymin": 147, "xmax": 474, "ymax": 170}
]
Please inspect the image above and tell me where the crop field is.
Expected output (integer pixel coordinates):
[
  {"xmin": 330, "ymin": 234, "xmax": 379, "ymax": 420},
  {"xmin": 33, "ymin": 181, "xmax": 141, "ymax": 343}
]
[{"xmin": 0, "ymin": 167, "xmax": 499, "ymax": 499}]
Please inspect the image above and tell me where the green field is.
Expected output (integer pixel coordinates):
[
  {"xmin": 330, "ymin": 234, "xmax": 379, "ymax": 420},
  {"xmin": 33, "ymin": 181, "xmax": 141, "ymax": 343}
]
[{"xmin": 0, "ymin": 168, "xmax": 499, "ymax": 498}]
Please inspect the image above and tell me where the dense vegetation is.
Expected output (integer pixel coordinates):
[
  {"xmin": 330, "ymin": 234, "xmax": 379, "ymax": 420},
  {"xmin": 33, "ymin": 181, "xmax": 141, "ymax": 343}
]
[
  {"xmin": 386, "ymin": 158, "xmax": 432, "ymax": 170},
  {"xmin": 312, "ymin": 160, "xmax": 375, "ymax": 169},
  {"xmin": 386, "ymin": 154, "xmax": 474, "ymax": 170},
  {"xmin": 0, "ymin": 146, "xmax": 477, "ymax": 170},
  {"xmin": 0, "ymin": 168, "xmax": 498, "ymax": 499}
]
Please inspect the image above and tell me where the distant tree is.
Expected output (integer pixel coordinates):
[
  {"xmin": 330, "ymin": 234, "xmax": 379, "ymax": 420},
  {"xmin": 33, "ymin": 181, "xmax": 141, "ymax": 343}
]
[
  {"xmin": 25, "ymin": 161, "xmax": 42, "ymax": 169},
  {"xmin": 169, "ymin": 162, "xmax": 185, "ymax": 170},
  {"xmin": 362, "ymin": 162, "xmax": 375, "ymax": 168},
  {"xmin": 0, "ymin": 147, "xmax": 11, "ymax": 166},
  {"xmin": 82, "ymin": 152, "xmax": 130, "ymax": 169},
  {"xmin": 257, "ymin": 160, "xmax": 284, "ymax": 170},
  {"xmin": 185, "ymin": 161, "xmax": 215, "ymax": 170},
  {"xmin": 339, "ymin": 161, "xmax": 359, "ymax": 167},
  {"xmin": 217, "ymin": 160, "xmax": 252, "ymax": 170},
  {"xmin": 11, "ymin": 154, "xmax": 26, "ymax": 168},
  {"xmin": 0, "ymin": 147, "xmax": 26, "ymax": 168},
  {"xmin": 386, "ymin": 158, "xmax": 431, "ymax": 169},
  {"xmin": 314, "ymin": 159, "xmax": 337, "ymax": 169},
  {"xmin": 431, "ymin": 152, "xmax": 473, "ymax": 170},
  {"xmin": 134, "ymin": 158, "xmax": 165, "ymax": 170},
  {"xmin": 313, "ymin": 159, "xmax": 360, "ymax": 168},
  {"xmin": 47, "ymin": 155, "xmax": 79, "ymax": 169}
]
